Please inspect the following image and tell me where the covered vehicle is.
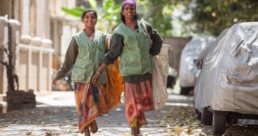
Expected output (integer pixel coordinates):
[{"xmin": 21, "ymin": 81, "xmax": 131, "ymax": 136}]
[
  {"xmin": 179, "ymin": 36, "xmax": 215, "ymax": 95},
  {"xmin": 167, "ymin": 66, "xmax": 177, "ymax": 88},
  {"xmin": 194, "ymin": 22, "xmax": 258, "ymax": 135}
]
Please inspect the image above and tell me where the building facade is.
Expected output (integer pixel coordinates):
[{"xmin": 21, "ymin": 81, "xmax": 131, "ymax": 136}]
[{"xmin": 0, "ymin": 0, "xmax": 81, "ymax": 104}]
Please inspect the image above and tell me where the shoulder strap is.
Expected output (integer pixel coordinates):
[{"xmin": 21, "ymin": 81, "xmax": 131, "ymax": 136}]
[
  {"xmin": 140, "ymin": 18, "xmax": 153, "ymax": 45},
  {"xmin": 105, "ymin": 34, "xmax": 111, "ymax": 53},
  {"xmin": 140, "ymin": 18, "xmax": 148, "ymax": 33}
]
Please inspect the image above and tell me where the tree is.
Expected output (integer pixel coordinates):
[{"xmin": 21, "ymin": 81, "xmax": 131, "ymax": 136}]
[
  {"xmin": 170, "ymin": 0, "xmax": 258, "ymax": 36},
  {"xmin": 0, "ymin": 22, "xmax": 19, "ymax": 92},
  {"xmin": 137, "ymin": 0, "xmax": 174, "ymax": 36},
  {"xmin": 0, "ymin": 19, "xmax": 36, "ymax": 112},
  {"xmin": 61, "ymin": 0, "xmax": 121, "ymax": 33},
  {"xmin": 61, "ymin": 0, "xmax": 258, "ymax": 37},
  {"xmin": 61, "ymin": 0, "xmax": 175, "ymax": 36}
]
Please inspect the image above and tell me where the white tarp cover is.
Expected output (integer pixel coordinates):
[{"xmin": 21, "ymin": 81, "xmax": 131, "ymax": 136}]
[
  {"xmin": 179, "ymin": 36, "xmax": 215, "ymax": 87},
  {"xmin": 194, "ymin": 22, "xmax": 258, "ymax": 115}
]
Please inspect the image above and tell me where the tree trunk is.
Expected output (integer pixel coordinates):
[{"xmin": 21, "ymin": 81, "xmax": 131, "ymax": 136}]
[{"xmin": 6, "ymin": 20, "xmax": 18, "ymax": 92}]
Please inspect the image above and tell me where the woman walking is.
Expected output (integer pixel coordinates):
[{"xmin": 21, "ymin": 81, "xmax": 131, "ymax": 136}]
[
  {"xmin": 92, "ymin": 0, "xmax": 163, "ymax": 135},
  {"xmin": 53, "ymin": 9, "xmax": 111, "ymax": 136}
]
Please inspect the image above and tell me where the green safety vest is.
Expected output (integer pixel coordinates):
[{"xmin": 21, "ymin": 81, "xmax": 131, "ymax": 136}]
[
  {"xmin": 71, "ymin": 30, "xmax": 107, "ymax": 83},
  {"xmin": 113, "ymin": 21, "xmax": 152, "ymax": 76}
]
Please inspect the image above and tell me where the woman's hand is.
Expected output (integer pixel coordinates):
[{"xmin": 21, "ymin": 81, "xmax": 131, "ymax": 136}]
[
  {"xmin": 92, "ymin": 71, "xmax": 101, "ymax": 84},
  {"xmin": 92, "ymin": 64, "xmax": 107, "ymax": 84}
]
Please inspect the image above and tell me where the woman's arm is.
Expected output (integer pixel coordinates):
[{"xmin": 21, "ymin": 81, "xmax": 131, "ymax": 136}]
[
  {"xmin": 104, "ymin": 33, "xmax": 124, "ymax": 64},
  {"xmin": 92, "ymin": 34, "xmax": 124, "ymax": 84},
  {"xmin": 53, "ymin": 38, "xmax": 78, "ymax": 84},
  {"xmin": 147, "ymin": 23, "xmax": 163, "ymax": 56}
]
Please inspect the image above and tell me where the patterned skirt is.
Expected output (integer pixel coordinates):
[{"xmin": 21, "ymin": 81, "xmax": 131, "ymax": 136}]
[
  {"xmin": 74, "ymin": 83, "xmax": 108, "ymax": 133},
  {"xmin": 124, "ymin": 80, "xmax": 154, "ymax": 127}
]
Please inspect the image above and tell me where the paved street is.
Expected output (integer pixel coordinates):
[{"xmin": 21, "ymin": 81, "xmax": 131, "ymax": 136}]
[
  {"xmin": 1, "ymin": 90, "xmax": 258, "ymax": 136},
  {"xmin": 0, "ymin": 90, "xmax": 197, "ymax": 136}
]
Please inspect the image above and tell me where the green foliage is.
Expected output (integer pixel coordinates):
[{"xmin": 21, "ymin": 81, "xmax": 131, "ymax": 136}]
[
  {"xmin": 171, "ymin": 0, "xmax": 258, "ymax": 36},
  {"xmin": 61, "ymin": 7, "xmax": 85, "ymax": 17},
  {"xmin": 99, "ymin": 0, "xmax": 121, "ymax": 31},
  {"xmin": 61, "ymin": 0, "xmax": 174, "ymax": 36},
  {"xmin": 61, "ymin": 0, "xmax": 258, "ymax": 37},
  {"xmin": 137, "ymin": 0, "xmax": 173, "ymax": 36},
  {"xmin": 88, "ymin": 0, "xmax": 97, "ymax": 9},
  {"xmin": 61, "ymin": 0, "xmax": 121, "ymax": 32}
]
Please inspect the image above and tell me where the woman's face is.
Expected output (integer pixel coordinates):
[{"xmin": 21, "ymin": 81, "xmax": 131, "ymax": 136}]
[
  {"xmin": 122, "ymin": 4, "xmax": 136, "ymax": 20},
  {"xmin": 82, "ymin": 11, "xmax": 97, "ymax": 28}
]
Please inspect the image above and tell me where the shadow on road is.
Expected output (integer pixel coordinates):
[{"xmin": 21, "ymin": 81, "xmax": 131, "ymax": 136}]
[{"xmin": 1, "ymin": 91, "xmax": 258, "ymax": 136}]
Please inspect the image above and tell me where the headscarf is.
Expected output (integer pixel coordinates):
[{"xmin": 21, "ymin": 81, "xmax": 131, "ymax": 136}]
[{"xmin": 122, "ymin": 0, "xmax": 136, "ymax": 8}]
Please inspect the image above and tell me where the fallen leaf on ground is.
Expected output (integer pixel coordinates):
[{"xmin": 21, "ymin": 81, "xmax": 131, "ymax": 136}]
[
  {"xmin": 174, "ymin": 126, "xmax": 183, "ymax": 136},
  {"xmin": 26, "ymin": 131, "xmax": 32, "ymax": 135}
]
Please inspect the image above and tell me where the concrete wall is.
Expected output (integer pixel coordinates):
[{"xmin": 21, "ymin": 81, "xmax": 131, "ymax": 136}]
[
  {"xmin": 0, "ymin": 0, "xmax": 55, "ymax": 95},
  {"xmin": 0, "ymin": 17, "xmax": 53, "ymax": 95},
  {"xmin": 18, "ymin": 37, "xmax": 53, "ymax": 94},
  {"xmin": 49, "ymin": 0, "xmax": 81, "ymax": 69}
]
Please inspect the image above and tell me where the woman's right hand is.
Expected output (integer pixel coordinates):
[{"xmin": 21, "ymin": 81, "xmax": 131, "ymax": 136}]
[
  {"xmin": 92, "ymin": 72, "xmax": 101, "ymax": 84},
  {"xmin": 92, "ymin": 64, "xmax": 107, "ymax": 84}
]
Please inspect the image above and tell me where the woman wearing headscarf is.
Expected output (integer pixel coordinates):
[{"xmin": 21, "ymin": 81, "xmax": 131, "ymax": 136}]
[{"xmin": 92, "ymin": 0, "xmax": 163, "ymax": 135}]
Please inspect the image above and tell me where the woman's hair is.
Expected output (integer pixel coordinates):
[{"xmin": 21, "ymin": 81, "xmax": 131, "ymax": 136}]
[
  {"xmin": 81, "ymin": 9, "xmax": 98, "ymax": 21},
  {"xmin": 120, "ymin": 7, "xmax": 139, "ymax": 23}
]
